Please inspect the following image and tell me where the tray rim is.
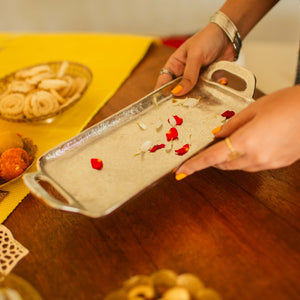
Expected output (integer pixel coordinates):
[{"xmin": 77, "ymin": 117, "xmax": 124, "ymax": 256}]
[{"xmin": 23, "ymin": 61, "xmax": 256, "ymax": 217}]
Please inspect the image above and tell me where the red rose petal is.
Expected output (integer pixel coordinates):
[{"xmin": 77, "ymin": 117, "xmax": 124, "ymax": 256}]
[
  {"xmin": 91, "ymin": 158, "xmax": 103, "ymax": 170},
  {"xmin": 221, "ymin": 110, "xmax": 235, "ymax": 119},
  {"xmin": 166, "ymin": 127, "xmax": 178, "ymax": 141},
  {"xmin": 175, "ymin": 144, "xmax": 190, "ymax": 156},
  {"xmin": 168, "ymin": 115, "xmax": 183, "ymax": 126},
  {"xmin": 174, "ymin": 115, "xmax": 183, "ymax": 125},
  {"xmin": 149, "ymin": 144, "xmax": 166, "ymax": 152}
]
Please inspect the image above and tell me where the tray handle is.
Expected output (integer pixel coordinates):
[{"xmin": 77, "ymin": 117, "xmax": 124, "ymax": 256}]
[
  {"xmin": 23, "ymin": 172, "xmax": 85, "ymax": 215},
  {"xmin": 201, "ymin": 60, "xmax": 256, "ymax": 100}
]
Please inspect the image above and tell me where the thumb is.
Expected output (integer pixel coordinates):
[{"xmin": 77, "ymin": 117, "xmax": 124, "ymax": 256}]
[{"xmin": 171, "ymin": 55, "xmax": 202, "ymax": 96}]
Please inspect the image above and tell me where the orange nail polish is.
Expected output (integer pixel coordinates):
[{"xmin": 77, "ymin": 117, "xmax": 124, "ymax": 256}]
[
  {"xmin": 175, "ymin": 173, "xmax": 187, "ymax": 181},
  {"xmin": 171, "ymin": 85, "xmax": 183, "ymax": 94},
  {"xmin": 217, "ymin": 77, "xmax": 228, "ymax": 85},
  {"xmin": 212, "ymin": 125, "xmax": 222, "ymax": 135}
]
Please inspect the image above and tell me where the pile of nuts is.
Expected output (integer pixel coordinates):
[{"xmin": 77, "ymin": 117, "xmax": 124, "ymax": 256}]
[{"xmin": 104, "ymin": 269, "xmax": 221, "ymax": 300}]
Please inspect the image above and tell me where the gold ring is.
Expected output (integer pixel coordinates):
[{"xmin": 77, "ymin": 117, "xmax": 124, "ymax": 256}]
[
  {"xmin": 225, "ymin": 137, "xmax": 243, "ymax": 161},
  {"xmin": 159, "ymin": 67, "xmax": 176, "ymax": 79}
]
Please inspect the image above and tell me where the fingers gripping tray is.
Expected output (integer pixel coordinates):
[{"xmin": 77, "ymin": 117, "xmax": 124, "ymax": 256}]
[{"xmin": 23, "ymin": 61, "xmax": 256, "ymax": 217}]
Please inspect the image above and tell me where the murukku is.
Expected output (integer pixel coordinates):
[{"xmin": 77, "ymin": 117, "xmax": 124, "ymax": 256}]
[
  {"xmin": 58, "ymin": 76, "xmax": 74, "ymax": 97},
  {"xmin": 23, "ymin": 94, "xmax": 35, "ymax": 119},
  {"xmin": 59, "ymin": 76, "xmax": 86, "ymax": 99},
  {"xmin": 0, "ymin": 93, "xmax": 25, "ymax": 116},
  {"xmin": 0, "ymin": 87, "xmax": 12, "ymax": 100},
  {"xmin": 10, "ymin": 80, "xmax": 35, "ymax": 94},
  {"xmin": 50, "ymin": 88, "xmax": 66, "ymax": 104},
  {"xmin": 15, "ymin": 65, "xmax": 52, "ymax": 79},
  {"xmin": 66, "ymin": 78, "xmax": 78, "ymax": 97},
  {"xmin": 3, "ymin": 112, "xmax": 24, "ymax": 120},
  {"xmin": 57, "ymin": 61, "xmax": 69, "ymax": 78},
  {"xmin": 25, "ymin": 71, "xmax": 55, "ymax": 85},
  {"xmin": 38, "ymin": 79, "xmax": 68, "ymax": 90},
  {"xmin": 30, "ymin": 91, "xmax": 59, "ymax": 117}
]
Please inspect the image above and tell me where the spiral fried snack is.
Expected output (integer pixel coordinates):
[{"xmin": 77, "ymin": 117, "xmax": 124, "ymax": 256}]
[
  {"xmin": 25, "ymin": 71, "xmax": 55, "ymax": 85},
  {"xmin": 0, "ymin": 93, "xmax": 25, "ymax": 119},
  {"xmin": 27, "ymin": 90, "xmax": 59, "ymax": 117},
  {"xmin": 0, "ymin": 148, "xmax": 30, "ymax": 181},
  {"xmin": 10, "ymin": 80, "xmax": 35, "ymax": 93},
  {"xmin": 15, "ymin": 65, "xmax": 52, "ymax": 79},
  {"xmin": 38, "ymin": 79, "xmax": 68, "ymax": 90}
]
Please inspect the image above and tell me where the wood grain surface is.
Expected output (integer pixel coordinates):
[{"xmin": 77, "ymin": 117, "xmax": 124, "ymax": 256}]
[{"xmin": 4, "ymin": 44, "xmax": 300, "ymax": 300}]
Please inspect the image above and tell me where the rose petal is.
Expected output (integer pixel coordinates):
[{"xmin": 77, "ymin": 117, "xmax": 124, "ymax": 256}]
[
  {"xmin": 166, "ymin": 127, "xmax": 178, "ymax": 141},
  {"xmin": 140, "ymin": 141, "xmax": 152, "ymax": 152},
  {"xmin": 168, "ymin": 115, "xmax": 183, "ymax": 126},
  {"xmin": 221, "ymin": 110, "xmax": 235, "ymax": 119},
  {"xmin": 168, "ymin": 116, "xmax": 177, "ymax": 127},
  {"xmin": 149, "ymin": 144, "xmax": 165, "ymax": 152},
  {"xmin": 175, "ymin": 144, "xmax": 190, "ymax": 156},
  {"xmin": 156, "ymin": 117, "xmax": 163, "ymax": 130},
  {"xmin": 173, "ymin": 115, "xmax": 183, "ymax": 125},
  {"xmin": 91, "ymin": 158, "xmax": 103, "ymax": 170},
  {"xmin": 183, "ymin": 97, "xmax": 199, "ymax": 107},
  {"xmin": 137, "ymin": 121, "xmax": 147, "ymax": 130}
]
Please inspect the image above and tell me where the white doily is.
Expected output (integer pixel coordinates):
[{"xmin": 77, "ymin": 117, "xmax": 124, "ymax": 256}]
[{"xmin": 0, "ymin": 225, "xmax": 29, "ymax": 277}]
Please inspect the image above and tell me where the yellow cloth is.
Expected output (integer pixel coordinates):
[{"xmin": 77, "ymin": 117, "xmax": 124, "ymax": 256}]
[{"xmin": 0, "ymin": 33, "xmax": 155, "ymax": 223}]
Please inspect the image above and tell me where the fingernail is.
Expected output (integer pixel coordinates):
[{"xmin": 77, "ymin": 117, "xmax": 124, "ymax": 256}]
[
  {"xmin": 217, "ymin": 77, "xmax": 228, "ymax": 85},
  {"xmin": 175, "ymin": 172, "xmax": 187, "ymax": 181},
  {"xmin": 211, "ymin": 125, "xmax": 222, "ymax": 135},
  {"xmin": 171, "ymin": 85, "xmax": 183, "ymax": 94}
]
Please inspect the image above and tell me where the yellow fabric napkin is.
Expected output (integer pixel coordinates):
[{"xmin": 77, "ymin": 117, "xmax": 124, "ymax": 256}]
[{"xmin": 0, "ymin": 33, "xmax": 155, "ymax": 223}]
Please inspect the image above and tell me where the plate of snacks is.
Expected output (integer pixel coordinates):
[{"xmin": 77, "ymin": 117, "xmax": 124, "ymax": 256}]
[
  {"xmin": 0, "ymin": 61, "xmax": 92, "ymax": 122},
  {"xmin": 0, "ymin": 131, "xmax": 38, "ymax": 187},
  {"xmin": 104, "ymin": 269, "xmax": 222, "ymax": 300}
]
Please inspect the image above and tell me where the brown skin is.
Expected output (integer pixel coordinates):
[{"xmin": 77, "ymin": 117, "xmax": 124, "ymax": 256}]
[
  {"xmin": 155, "ymin": 0, "xmax": 300, "ymax": 175},
  {"xmin": 176, "ymin": 86, "xmax": 300, "ymax": 175}
]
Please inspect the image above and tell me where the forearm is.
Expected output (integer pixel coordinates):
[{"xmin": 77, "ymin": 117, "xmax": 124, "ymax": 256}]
[{"xmin": 220, "ymin": 0, "xmax": 280, "ymax": 39}]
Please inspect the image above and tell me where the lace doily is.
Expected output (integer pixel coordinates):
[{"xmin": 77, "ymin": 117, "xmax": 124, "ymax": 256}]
[{"xmin": 0, "ymin": 225, "xmax": 29, "ymax": 277}]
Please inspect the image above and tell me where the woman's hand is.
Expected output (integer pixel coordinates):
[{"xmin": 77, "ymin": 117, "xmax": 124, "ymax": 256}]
[
  {"xmin": 175, "ymin": 85, "xmax": 300, "ymax": 178},
  {"xmin": 155, "ymin": 23, "xmax": 236, "ymax": 95}
]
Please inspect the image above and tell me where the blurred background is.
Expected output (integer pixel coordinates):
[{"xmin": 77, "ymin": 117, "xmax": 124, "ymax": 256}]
[{"xmin": 1, "ymin": 0, "xmax": 299, "ymax": 94}]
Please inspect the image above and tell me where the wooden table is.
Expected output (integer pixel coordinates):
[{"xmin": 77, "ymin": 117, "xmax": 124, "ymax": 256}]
[{"xmin": 4, "ymin": 44, "xmax": 300, "ymax": 300}]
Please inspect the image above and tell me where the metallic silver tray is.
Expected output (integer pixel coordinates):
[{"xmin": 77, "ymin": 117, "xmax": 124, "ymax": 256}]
[{"xmin": 23, "ymin": 61, "xmax": 256, "ymax": 218}]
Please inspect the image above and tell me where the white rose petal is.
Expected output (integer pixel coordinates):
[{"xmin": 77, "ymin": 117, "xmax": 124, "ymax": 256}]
[
  {"xmin": 168, "ymin": 116, "xmax": 177, "ymax": 127},
  {"xmin": 140, "ymin": 141, "xmax": 152, "ymax": 152},
  {"xmin": 137, "ymin": 121, "xmax": 147, "ymax": 130},
  {"xmin": 183, "ymin": 97, "xmax": 199, "ymax": 107},
  {"xmin": 156, "ymin": 117, "xmax": 163, "ymax": 130}
]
